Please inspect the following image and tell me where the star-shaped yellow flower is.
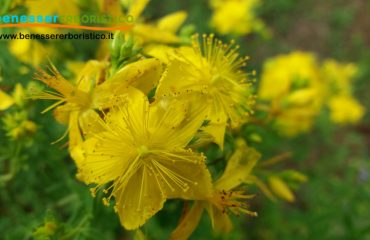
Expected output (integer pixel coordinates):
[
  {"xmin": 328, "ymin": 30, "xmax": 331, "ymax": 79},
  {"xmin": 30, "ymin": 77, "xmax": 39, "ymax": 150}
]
[
  {"xmin": 79, "ymin": 88, "xmax": 213, "ymax": 229},
  {"xmin": 155, "ymin": 34, "xmax": 255, "ymax": 148}
]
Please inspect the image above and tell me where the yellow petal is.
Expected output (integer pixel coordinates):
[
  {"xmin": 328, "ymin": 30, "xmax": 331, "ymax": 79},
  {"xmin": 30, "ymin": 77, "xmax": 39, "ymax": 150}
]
[
  {"xmin": 0, "ymin": 90, "xmax": 14, "ymax": 110},
  {"xmin": 128, "ymin": 0, "xmax": 150, "ymax": 18},
  {"xmin": 170, "ymin": 202, "xmax": 204, "ymax": 240},
  {"xmin": 157, "ymin": 11, "xmax": 187, "ymax": 33},
  {"xmin": 216, "ymin": 145, "xmax": 260, "ymax": 191},
  {"xmin": 95, "ymin": 58, "xmax": 162, "ymax": 107},
  {"xmin": 133, "ymin": 24, "xmax": 182, "ymax": 44},
  {"xmin": 114, "ymin": 164, "xmax": 166, "ymax": 230},
  {"xmin": 201, "ymin": 122, "xmax": 226, "ymax": 149},
  {"xmin": 68, "ymin": 111, "xmax": 83, "ymax": 151},
  {"xmin": 79, "ymin": 110, "xmax": 104, "ymax": 137},
  {"xmin": 143, "ymin": 44, "xmax": 176, "ymax": 64},
  {"xmin": 81, "ymin": 133, "xmax": 136, "ymax": 184},
  {"xmin": 149, "ymin": 96, "xmax": 207, "ymax": 148}
]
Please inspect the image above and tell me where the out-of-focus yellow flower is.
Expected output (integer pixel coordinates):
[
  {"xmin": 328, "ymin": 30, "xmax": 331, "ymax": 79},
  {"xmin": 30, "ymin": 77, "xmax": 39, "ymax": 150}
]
[
  {"xmin": 259, "ymin": 51, "xmax": 323, "ymax": 136},
  {"xmin": 171, "ymin": 140, "xmax": 259, "ymax": 239},
  {"xmin": 156, "ymin": 34, "xmax": 255, "ymax": 148},
  {"xmin": 2, "ymin": 111, "xmax": 37, "ymax": 140},
  {"xmin": 31, "ymin": 59, "xmax": 162, "ymax": 163},
  {"xmin": 9, "ymin": 32, "xmax": 47, "ymax": 68},
  {"xmin": 209, "ymin": 0, "xmax": 266, "ymax": 36},
  {"xmin": 320, "ymin": 60, "xmax": 365, "ymax": 125},
  {"xmin": 328, "ymin": 95, "xmax": 365, "ymax": 125},
  {"xmin": 25, "ymin": 0, "xmax": 79, "ymax": 21},
  {"xmin": 79, "ymin": 88, "xmax": 212, "ymax": 230}
]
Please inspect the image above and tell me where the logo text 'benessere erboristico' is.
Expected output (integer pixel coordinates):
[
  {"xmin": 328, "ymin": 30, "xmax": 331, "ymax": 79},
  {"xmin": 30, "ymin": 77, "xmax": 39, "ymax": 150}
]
[{"xmin": 0, "ymin": 14, "xmax": 134, "ymax": 25}]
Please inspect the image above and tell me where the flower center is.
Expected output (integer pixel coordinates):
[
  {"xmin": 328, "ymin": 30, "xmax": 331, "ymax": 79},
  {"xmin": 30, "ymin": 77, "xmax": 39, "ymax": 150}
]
[{"xmin": 137, "ymin": 145, "xmax": 150, "ymax": 157}]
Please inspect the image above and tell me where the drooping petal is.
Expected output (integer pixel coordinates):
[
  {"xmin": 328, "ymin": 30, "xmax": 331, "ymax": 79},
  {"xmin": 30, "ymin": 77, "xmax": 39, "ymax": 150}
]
[
  {"xmin": 170, "ymin": 202, "xmax": 204, "ymax": 240},
  {"xmin": 114, "ymin": 164, "xmax": 166, "ymax": 230},
  {"xmin": 216, "ymin": 144, "xmax": 260, "ymax": 191}
]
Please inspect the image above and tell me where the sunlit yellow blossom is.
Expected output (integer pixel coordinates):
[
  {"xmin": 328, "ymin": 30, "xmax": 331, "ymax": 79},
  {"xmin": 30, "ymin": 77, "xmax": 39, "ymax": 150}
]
[
  {"xmin": 328, "ymin": 95, "xmax": 365, "ymax": 125},
  {"xmin": 170, "ymin": 140, "xmax": 259, "ymax": 239},
  {"xmin": 156, "ymin": 34, "xmax": 255, "ymax": 148},
  {"xmin": 31, "ymin": 59, "xmax": 162, "ymax": 164},
  {"xmin": 79, "ymin": 89, "xmax": 213, "ymax": 230},
  {"xmin": 259, "ymin": 51, "xmax": 323, "ymax": 136},
  {"xmin": 209, "ymin": 0, "xmax": 265, "ymax": 36}
]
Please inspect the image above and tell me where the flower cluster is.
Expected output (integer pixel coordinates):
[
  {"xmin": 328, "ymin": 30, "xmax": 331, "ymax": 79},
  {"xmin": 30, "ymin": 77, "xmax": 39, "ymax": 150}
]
[
  {"xmin": 31, "ymin": 28, "xmax": 259, "ymax": 235},
  {"xmin": 258, "ymin": 51, "xmax": 365, "ymax": 136}
]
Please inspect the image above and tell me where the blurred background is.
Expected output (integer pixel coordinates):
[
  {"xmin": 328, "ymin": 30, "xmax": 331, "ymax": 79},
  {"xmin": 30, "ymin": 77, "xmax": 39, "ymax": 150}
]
[{"xmin": 0, "ymin": 0, "xmax": 369, "ymax": 239}]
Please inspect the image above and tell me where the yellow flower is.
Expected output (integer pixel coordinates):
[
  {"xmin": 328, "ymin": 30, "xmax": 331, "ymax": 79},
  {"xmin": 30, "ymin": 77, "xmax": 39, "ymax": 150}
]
[
  {"xmin": 209, "ymin": 0, "xmax": 265, "ymax": 36},
  {"xmin": 156, "ymin": 34, "xmax": 255, "ymax": 148},
  {"xmin": 79, "ymin": 88, "xmax": 213, "ymax": 230},
  {"xmin": 320, "ymin": 60, "xmax": 364, "ymax": 125},
  {"xmin": 328, "ymin": 95, "xmax": 365, "ymax": 125},
  {"xmin": 170, "ymin": 140, "xmax": 259, "ymax": 239},
  {"xmin": 31, "ymin": 58, "xmax": 162, "ymax": 164},
  {"xmin": 259, "ymin": 51, "xmax": 323, "ymax": 136}
]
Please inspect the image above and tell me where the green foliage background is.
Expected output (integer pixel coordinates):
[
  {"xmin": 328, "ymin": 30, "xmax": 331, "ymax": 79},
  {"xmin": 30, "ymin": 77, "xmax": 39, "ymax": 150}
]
[{"xmin": 0, "ymin": 0, "xmax": 369, "ymax": 239}]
